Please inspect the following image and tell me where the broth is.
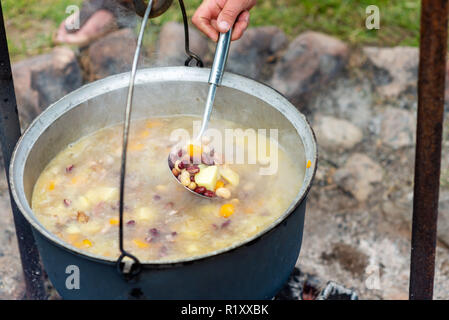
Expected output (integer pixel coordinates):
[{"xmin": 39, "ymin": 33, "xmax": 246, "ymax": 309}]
[{"xmin": 32, "ymin": 116, "xmax": 305, "ymax": 262}]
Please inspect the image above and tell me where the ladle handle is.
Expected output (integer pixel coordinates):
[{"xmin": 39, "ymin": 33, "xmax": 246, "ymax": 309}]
[{"xmin": 208, "ymin": 29, "xmax": 232, "ymax": 86}]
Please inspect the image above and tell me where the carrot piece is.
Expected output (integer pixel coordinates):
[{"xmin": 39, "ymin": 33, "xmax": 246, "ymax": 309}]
[
  {"xmin": 146, "ymin": 120, "xmax": 164, "ymax": 128},
  {"xmin": 82, "ymin": 239, "xmax": 93, "ymax": 247},
  {"xmin": 219, "ymin": 203, "xmax": 235, "ymax": 218},
  {"xmin": 129, "ymin": 142, "xmax": 144, "ymax": 151},
  {"xmin": 139, "ymin": 130, "xmax": 150, "ymax": 138},
  {"xmin": 109, "ymin": 218, "xmax": 119, "ymax": 225},
  {"xmin": 307, "ymin": 160, "xmax": 312, "ymax": 168},
  {"xmin": 48, "ymin": 181, "xmax": 56, "ymax": 191},
  {"xmin": 188, "ymin": 144, "xmax": 202, "ymax": 158},
  {"xmin": 74, "ymin": 239, "xmax": 93, "ymax": 249},
  {"xmin": 133, "ymin": 239, "xmax": 149, "ymax": 249},
  {"xmin": 215, "ymin": 180, "xmax": 225, "ymax": 190}
]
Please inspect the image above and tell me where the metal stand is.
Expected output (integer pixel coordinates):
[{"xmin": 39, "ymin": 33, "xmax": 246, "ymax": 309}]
[
  {"xmin": 0, "ymin": 2, "xmax": 47, "ymax": 299},
  {"xmin": 410, "ymin": 0, "xmax": 448, "ymax": 300}
]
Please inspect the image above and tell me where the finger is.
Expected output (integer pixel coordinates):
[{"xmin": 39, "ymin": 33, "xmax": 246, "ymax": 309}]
[
  {"xmin": 231, "ymin": 11, "xmax": 250, "ymax": 40},
  {"xmin": 192, "ymin": 2, "xmax": 219, "ymax": 41},
  {"xmin": 211, "ymin": 19, "xmax": 219, "ymax": 30},
  {"xmin": 198, "ymin": 17, "xmax": 219, "ymax": 41},
  {"xmin": 217, "ymin": 0, "xmax": 252, "ymax": 33}
]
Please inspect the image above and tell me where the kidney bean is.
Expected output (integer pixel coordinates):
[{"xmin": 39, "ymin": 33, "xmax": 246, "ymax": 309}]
[
  {"xmin": 178, "ymin": 161, "xmax": 185, "ymax": 170},
  {"xmin": 66, "ymin": 165, "xmax": 74, "ymax": 173},
  {"xmin": 187, "ymin": 165, "xmax": 200, "ymax": 174},
  {"xmin": 166, "ymin": 232, "xmax": 177, "ymax": 242},
  {"xmin": 190, "ymin": 175, "xmax": 196, "ymax": 182},
  {"xmin": 221, "ymin": 220, "xmax": 231, "ymax": 229},
  {"xmin": 126, "ymin": 220, "xmax": 136, "ymax": 226},
  {"xmin": 149, "ymin": 228, "xmax": 159, "ymax": 237},
  {"xmin": 63, "ymin": 199, "xmax": 71, "ymax": 207},
  {"xmin": 201, "ymin": 154, "xmax": 214, "ymax": 166},
  {"xmin": 153, "ymin": 194, "xmax": 161, "ymax": 201},
  {"xmin": 194, "ymin": 186, "xmax": 206, "ymax": 194},
  {"xmin": 203, "ymin": 190, "xmax": 216, "ymax": 197}
]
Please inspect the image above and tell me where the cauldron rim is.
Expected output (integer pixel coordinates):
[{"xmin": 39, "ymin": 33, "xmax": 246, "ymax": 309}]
[{"xmin": 9, "ymin": 66, "xmax": 317, "ymax": 266}]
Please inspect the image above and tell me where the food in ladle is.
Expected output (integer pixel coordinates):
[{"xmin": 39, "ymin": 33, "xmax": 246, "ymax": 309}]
[
  {"xmin": 169, "ymin": 143, "xmax": 240, "ymax": 199},
  {"xmin": 32, "ymin": 116, "xmax": 305, "ymax": 261}
]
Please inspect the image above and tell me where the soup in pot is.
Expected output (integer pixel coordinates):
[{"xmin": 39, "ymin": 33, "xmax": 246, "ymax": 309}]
[{"xmin": 32, "ymin": 116, "xmax": 306, "ymax": 262}]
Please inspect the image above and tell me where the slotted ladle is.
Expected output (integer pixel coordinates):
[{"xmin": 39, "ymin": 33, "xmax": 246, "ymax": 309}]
[{"xmin": 168, "ymin": 29, "xmax": 232, "ymax": 199}]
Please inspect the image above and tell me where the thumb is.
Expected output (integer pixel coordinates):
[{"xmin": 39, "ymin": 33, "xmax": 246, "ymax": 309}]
[{"xmin": 217, "ymin": 0, "xmax": 247, "ymax": 32}]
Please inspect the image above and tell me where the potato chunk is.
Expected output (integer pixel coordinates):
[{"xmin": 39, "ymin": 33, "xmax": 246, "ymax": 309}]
[
  {"xmin": 195, "ymin": 165, "xmax": 219, "ymax": 191},
  {"xmin": 219, "ymin": 166, "xmax": 240, "ymax": 186}
]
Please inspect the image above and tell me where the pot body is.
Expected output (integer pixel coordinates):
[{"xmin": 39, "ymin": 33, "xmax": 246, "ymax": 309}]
[
  {"xmin": 10, "ymin": 67, "xmax": 317, "ymax": 300},
  {"xmin": 33, "ymin": 201, "xmax": 305, "ymax": 299}
]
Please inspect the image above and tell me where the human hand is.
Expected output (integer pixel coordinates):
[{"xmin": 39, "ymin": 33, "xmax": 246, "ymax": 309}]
[{"xmin": 192, "ymin": 0, "xmax": 257, "ymax": 41}]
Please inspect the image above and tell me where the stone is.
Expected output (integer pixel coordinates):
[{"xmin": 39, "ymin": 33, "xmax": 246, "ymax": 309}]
[
  {"xmin": 334, "ymin": 153, "xmax": 383, "ymax": 202},
  {"xmin": 82, "ymin": 28, "xmax": 137, "ymax": 81},
  {"xmin": 379, "ymin": 107, "xmax": 416, "ymax": 149},
  {"xmin": 155, "ymin": 22, "xmax": 210, "ymax": 67},
  {"xmin": 12, "ymin": 57, "xmax": 46, "ymax": 127},
  {"xmin": 314, "ymin": 115, "xmax": 363, "ymax": 151},
  {"xmin": 363, "ymin": 46, "xmax": 418, "ymax": 98},
  {"xmin": 271, "ymin": 31, "xmax": 349, "ymax": 105},
  {"xmin": 321, "ymin": 243, "xmax": 369, "ymax": 278},
  {"xmin": 31, "ymin": 48, "xmax": 83, "ymax": 110},
  {"xmin": 227, "ymin": 26, "xmax": 288, "ymax": 81},
  {"xmin": 0, "ymin": 175, "xmax": 25, "ymax": 299},
  {"xmin": 437, "ymin": 191, "xmax": 449, "ymax": 247},
  {"xmin": 306, "ymin": 78, "xmax": 373, "ymax": 129},
  {"xmin": 12, "ymin": 47, "xmax": 82, "ymax": 128}
]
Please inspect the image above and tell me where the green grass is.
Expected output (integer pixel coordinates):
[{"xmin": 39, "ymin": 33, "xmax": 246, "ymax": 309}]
[
  {"xmin": 3, "ymin": 0, "xmax": 83, "ymax": 60},
  {"xmin": 155, "ymin": 0, "xmax": 421, "ymax": 46},
  {"xmin": 2, "ymin": 0, "xmax": 422, "ymax": 61}
]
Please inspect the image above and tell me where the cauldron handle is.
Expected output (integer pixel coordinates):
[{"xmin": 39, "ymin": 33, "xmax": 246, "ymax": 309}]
[
  {"xmin": 116, "ymin": 0, "xmax": 157, "ymax": 281},
  {"xmin": 179, "ymin": 0, "xmax": 204, "ymax": 67},
  {"xmin": 116, "ymin": 0, "xmax": 204, "ymax": 280}
]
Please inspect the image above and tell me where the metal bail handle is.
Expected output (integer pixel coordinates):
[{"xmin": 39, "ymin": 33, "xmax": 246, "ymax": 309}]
[
  {"xmin": 209, "ymin": 29, "xmax": 232, "ymax": 86},
  {"xmin": 178, "ymin": 0, "xmax": 204, "ymax": 67},
  {"xmin": 117, "ymin": 0, "xmax": 155, "ymax": 281},
  {"xmin": 116, "ymin": 0, "xmax": 204, "ymax": 281}
]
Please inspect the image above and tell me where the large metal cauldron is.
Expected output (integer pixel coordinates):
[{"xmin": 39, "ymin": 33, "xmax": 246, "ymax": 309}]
[{"xmin": 9, "ymin": 67, "xmax": 317, "ymax": 299}]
